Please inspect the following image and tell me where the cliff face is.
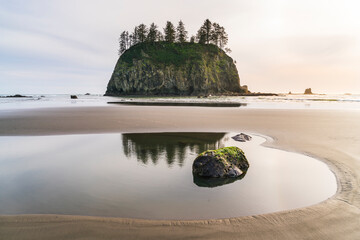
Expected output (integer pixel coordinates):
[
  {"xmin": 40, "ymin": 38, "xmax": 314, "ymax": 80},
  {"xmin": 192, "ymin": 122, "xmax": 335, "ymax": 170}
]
[{"xmin": 105, "ymin": 42, "xmax": 243, "ymax": 96}]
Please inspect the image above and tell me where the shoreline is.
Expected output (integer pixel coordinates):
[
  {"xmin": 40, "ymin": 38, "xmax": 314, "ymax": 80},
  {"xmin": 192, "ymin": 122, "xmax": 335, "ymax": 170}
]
[{"xmin": 0, "ymin": 106, "xmax": 359, "ymax": 239}]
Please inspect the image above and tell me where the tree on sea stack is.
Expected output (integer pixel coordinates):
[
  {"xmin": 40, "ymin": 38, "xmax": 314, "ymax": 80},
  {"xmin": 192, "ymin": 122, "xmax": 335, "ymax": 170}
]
[
  {"xmin": 136, "ymin": 24, "xmax": 148, "ymax": 43},
  {"xmin": 217, "ymin": 26, "xmax": 229, "ymax": 50},
  {"xmin": 210, "ymin": 23, "xmax": 221, "ymax": 46},
  {"xmin": 202, "ymin": 19, "xmax": 213, "ymax": 44},
  {"xmin": 164, "ymin": 21, "xmax": 176, "ymax": 43},
  {"xmin": 131, "ymin": 26, "xmax": 139, "ymax": 45},
  {"xmin": 147, "ymin": 23, "xmax": 159, "ymax": 42},
  {"xmin": 176, "ymin": 20, "xmax": 188, "ymax": 43},
  {"xmin": 195, "ymin": 19, "xmax": 230, "ymax": 51},
  {"xmin": 118, "ymin": 31, "xmax": 128, "ymax": 55},
  {"xmin": 196, "ymin": 27, "xmax": 207, "ymax": 44}
]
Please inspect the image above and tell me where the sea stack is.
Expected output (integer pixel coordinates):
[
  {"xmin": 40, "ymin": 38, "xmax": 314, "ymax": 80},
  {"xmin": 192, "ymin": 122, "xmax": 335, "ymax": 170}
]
[
  {"xmin": 105, "ymin": 42, "xmax": 244, "ymax": 96},
  {"xmin": 304, "ymin": 88, "xmax": 313, "ymax": 94}
]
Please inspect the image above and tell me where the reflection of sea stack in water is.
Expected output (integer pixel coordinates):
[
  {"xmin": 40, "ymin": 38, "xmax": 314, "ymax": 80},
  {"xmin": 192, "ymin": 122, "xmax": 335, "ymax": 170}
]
[
  {"xmin": 121, "ymin": 133, "xmax": 225, "ymax": 166},
  {"xmin": 193, "ymin": 146, "xmax": 249, "ymax": 179}
]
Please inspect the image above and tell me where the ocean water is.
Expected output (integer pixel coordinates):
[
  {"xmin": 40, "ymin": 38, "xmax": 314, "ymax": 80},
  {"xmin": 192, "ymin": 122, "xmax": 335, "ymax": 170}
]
[{"xmin": 0, "ymin": 93, "xmax": 360, "ymax": 110}]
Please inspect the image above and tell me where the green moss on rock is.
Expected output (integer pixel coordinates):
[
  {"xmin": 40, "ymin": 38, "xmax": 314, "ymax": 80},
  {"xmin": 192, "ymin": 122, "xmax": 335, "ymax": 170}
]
[
  {"xmin": 193, "ymin": 146, "xmax": 249, "ymax": 178},
  {"xmin": 105, "ymin": 42, "xmax": 243, "ymax": 96}
]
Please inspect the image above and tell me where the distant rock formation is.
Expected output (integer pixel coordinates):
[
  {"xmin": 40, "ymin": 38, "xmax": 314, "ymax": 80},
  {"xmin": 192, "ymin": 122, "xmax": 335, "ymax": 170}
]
[
  {"xmin": 1, "ymin": 94, "xmax": 28, "ymax": 98},
  {"xmin": 192, "ymin": 146, "xmax": 249, "ymax": 178},
  {"xmin": 105, "ymin": 42, "xmax": 245, "ymax": 96},
  {"xmin": 70, "ymin": 95, "xmax": 78, "ymax": 99},
  {"xmin": 304, "ymin": 88, "xmax": 313, "ymax": 94}
]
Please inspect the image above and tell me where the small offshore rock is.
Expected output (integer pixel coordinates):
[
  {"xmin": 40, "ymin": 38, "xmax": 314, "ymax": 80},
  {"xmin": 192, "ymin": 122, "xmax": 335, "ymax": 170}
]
[
  {"xmin": 3, "ymin": 94, "xmax": 27, "ymax": 98},
  {"xmin": 232, "ymin": 133, "xmax": 252, "ymax": 142},
  {"xmin": 70, "ymin": 95, "xmax": 78, "ymax": 99},
  {"xmin": 192, "ymin": 146, "xmax": 249, "ymax": 178},
  {"xmin": 304, "ymin": 88, "xmax": 312, "ymax": 94}
]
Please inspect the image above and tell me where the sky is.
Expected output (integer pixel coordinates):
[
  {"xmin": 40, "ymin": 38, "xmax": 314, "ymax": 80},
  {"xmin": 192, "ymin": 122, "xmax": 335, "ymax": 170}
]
[{"xmin": 0, "ymin": 0, "xmax": 359, "ymax": 94}]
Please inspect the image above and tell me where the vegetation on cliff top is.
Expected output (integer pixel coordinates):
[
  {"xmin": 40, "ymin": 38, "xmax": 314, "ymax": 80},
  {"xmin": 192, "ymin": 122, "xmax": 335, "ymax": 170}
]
[
  {"xmin": 118, "ymin": 19, "xmax": 230, "ymax": 55},
  {"xmin": 121, "ymin": 41, "xmax": 222, "ymax": 67}
]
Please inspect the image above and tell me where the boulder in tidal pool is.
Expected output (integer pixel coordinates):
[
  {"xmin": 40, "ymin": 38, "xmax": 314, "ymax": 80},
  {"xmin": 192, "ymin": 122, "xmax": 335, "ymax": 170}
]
[
  {"xmin": 232, "ymin": 133, "xmax": 252, "ymax": 142},
  {"xmin": 192, "ymin": 146, "xmax": 249, "ymax": 178}
]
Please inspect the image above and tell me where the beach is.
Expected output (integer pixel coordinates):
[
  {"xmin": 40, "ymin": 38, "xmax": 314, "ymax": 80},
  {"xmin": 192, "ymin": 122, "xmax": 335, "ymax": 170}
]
[{"xmin": 0, "ymin": 105, "xmax": 360, "ymax": 239}]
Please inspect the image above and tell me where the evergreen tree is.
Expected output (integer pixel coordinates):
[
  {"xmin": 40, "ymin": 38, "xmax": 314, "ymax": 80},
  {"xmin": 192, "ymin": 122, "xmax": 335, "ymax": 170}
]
[
  {"xmin": 125, "ymin": 31, "xmax": 130, "ymax": 48},
  {"xmin": 176, "ymin": 20, "xmax": 188, "ymax": 43},
  {"xmin": 157, "ymin": 31, "xmax": 164, "ymax": 41},
  {"xmin": 129, "ymin": 33, "xmax": 134, "ymax": 46},
  {"xmin": 136, "ymin": 24, "xmax": 148, "ymax": 43},
  {"xmin": 119, "ymin": 31, "xmax": 127, "ymax": 55},
  {"xmin": 196, "ymin": 27, "xmax": 206, "ymax": 44},
  {"xmin": 147, "ymin": 23, "xmax": 158, "ymax": 42},
  {"xmin": 218, "ymin": 26, "xmax": 228, "ymax": 49},
  {"xmin": 210, "ymin": 23, "xmax": 221, "ymax": 46},
  {"xmin": 132, "ymin": 26, "xmax": 139, "ymax": 45},
  {"xmin": 190, "ymin": 36, "xmax": 195, "ymax": 43},
  {"xmin": 164, "ymin": 21, "xmax": 176, "ymax": 43},
  {"xmin": 202, "ymin": 19, "xmax": 212, "ymax": 44},
  {"xmin": 205, "ymin": 19, "xmax": 212, "ymax": 44}
]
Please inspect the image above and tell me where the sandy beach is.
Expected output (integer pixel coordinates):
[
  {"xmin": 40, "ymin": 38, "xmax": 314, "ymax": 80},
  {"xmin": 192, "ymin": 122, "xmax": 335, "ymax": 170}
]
[{"xmin": 0, "ymin": 105, "xmax": 359, "ymax": 239}]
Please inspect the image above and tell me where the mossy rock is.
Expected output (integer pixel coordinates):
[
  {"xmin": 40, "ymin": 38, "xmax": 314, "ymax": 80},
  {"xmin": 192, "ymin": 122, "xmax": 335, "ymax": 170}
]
[{"xmin": 192, "ymin": 146, "xmax": 249, "ymax": 178}]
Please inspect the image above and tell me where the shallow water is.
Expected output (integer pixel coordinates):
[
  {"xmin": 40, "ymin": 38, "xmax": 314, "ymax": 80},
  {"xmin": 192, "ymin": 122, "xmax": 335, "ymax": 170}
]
[
  {"xmin": 108, "ymin": 101, "xmax": 244, "ymax": 107},
  {"xmin": 1, "ymin": 94, "xmax": 360, "ymax": 110},
  {"xmin": 0, "ymin": 132, "xmax": 336, "ymax": 220}
]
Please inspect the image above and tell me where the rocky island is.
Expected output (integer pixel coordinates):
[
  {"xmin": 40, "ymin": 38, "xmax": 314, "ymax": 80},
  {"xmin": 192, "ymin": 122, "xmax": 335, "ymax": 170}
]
[
  {"xmin": 105, "ymin": 42, "xmax": 244, "ymax": 96},
  {"xmin": 105, "ymin": 19, "xmax": 246, "ymax": 96}
]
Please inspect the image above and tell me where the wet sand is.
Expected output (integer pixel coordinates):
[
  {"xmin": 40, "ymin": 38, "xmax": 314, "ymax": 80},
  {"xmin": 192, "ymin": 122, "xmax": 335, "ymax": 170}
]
[{"xmin": 0, "ymin": 106, "xmax": 360, "ymax": 239}]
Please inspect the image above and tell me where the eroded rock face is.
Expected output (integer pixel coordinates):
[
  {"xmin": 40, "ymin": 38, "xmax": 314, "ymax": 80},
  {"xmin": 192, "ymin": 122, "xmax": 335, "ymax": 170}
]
[
  {"xmin": 192, "ymin": 146, "xmax": 249, "ymax": 178},
  {"xmin": 105, "ymin": 42, "xmax": 243, "ymax": 96}
]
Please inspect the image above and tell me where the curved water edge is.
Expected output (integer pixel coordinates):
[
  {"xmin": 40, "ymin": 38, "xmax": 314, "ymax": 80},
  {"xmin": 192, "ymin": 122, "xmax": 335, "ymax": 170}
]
[
  {"xmin": 254, "ymin": 132, "xmax": 342, "ymax": 196},
  {"xmin": 0, "ymin": 132, "xmax": 337, "ymax": 220}
]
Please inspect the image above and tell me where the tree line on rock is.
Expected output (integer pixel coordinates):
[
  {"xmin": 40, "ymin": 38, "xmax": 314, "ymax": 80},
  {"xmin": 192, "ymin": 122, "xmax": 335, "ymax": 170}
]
[{"xmin": 118, "ymin": 19, "xmax": 230, "ymax": 55}]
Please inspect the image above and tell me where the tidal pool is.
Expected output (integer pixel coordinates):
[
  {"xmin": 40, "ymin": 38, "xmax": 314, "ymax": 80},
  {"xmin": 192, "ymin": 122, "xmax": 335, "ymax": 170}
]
[{"xmin": 0, "ymin": 132, "xmax": 336, "ymax": 220}]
